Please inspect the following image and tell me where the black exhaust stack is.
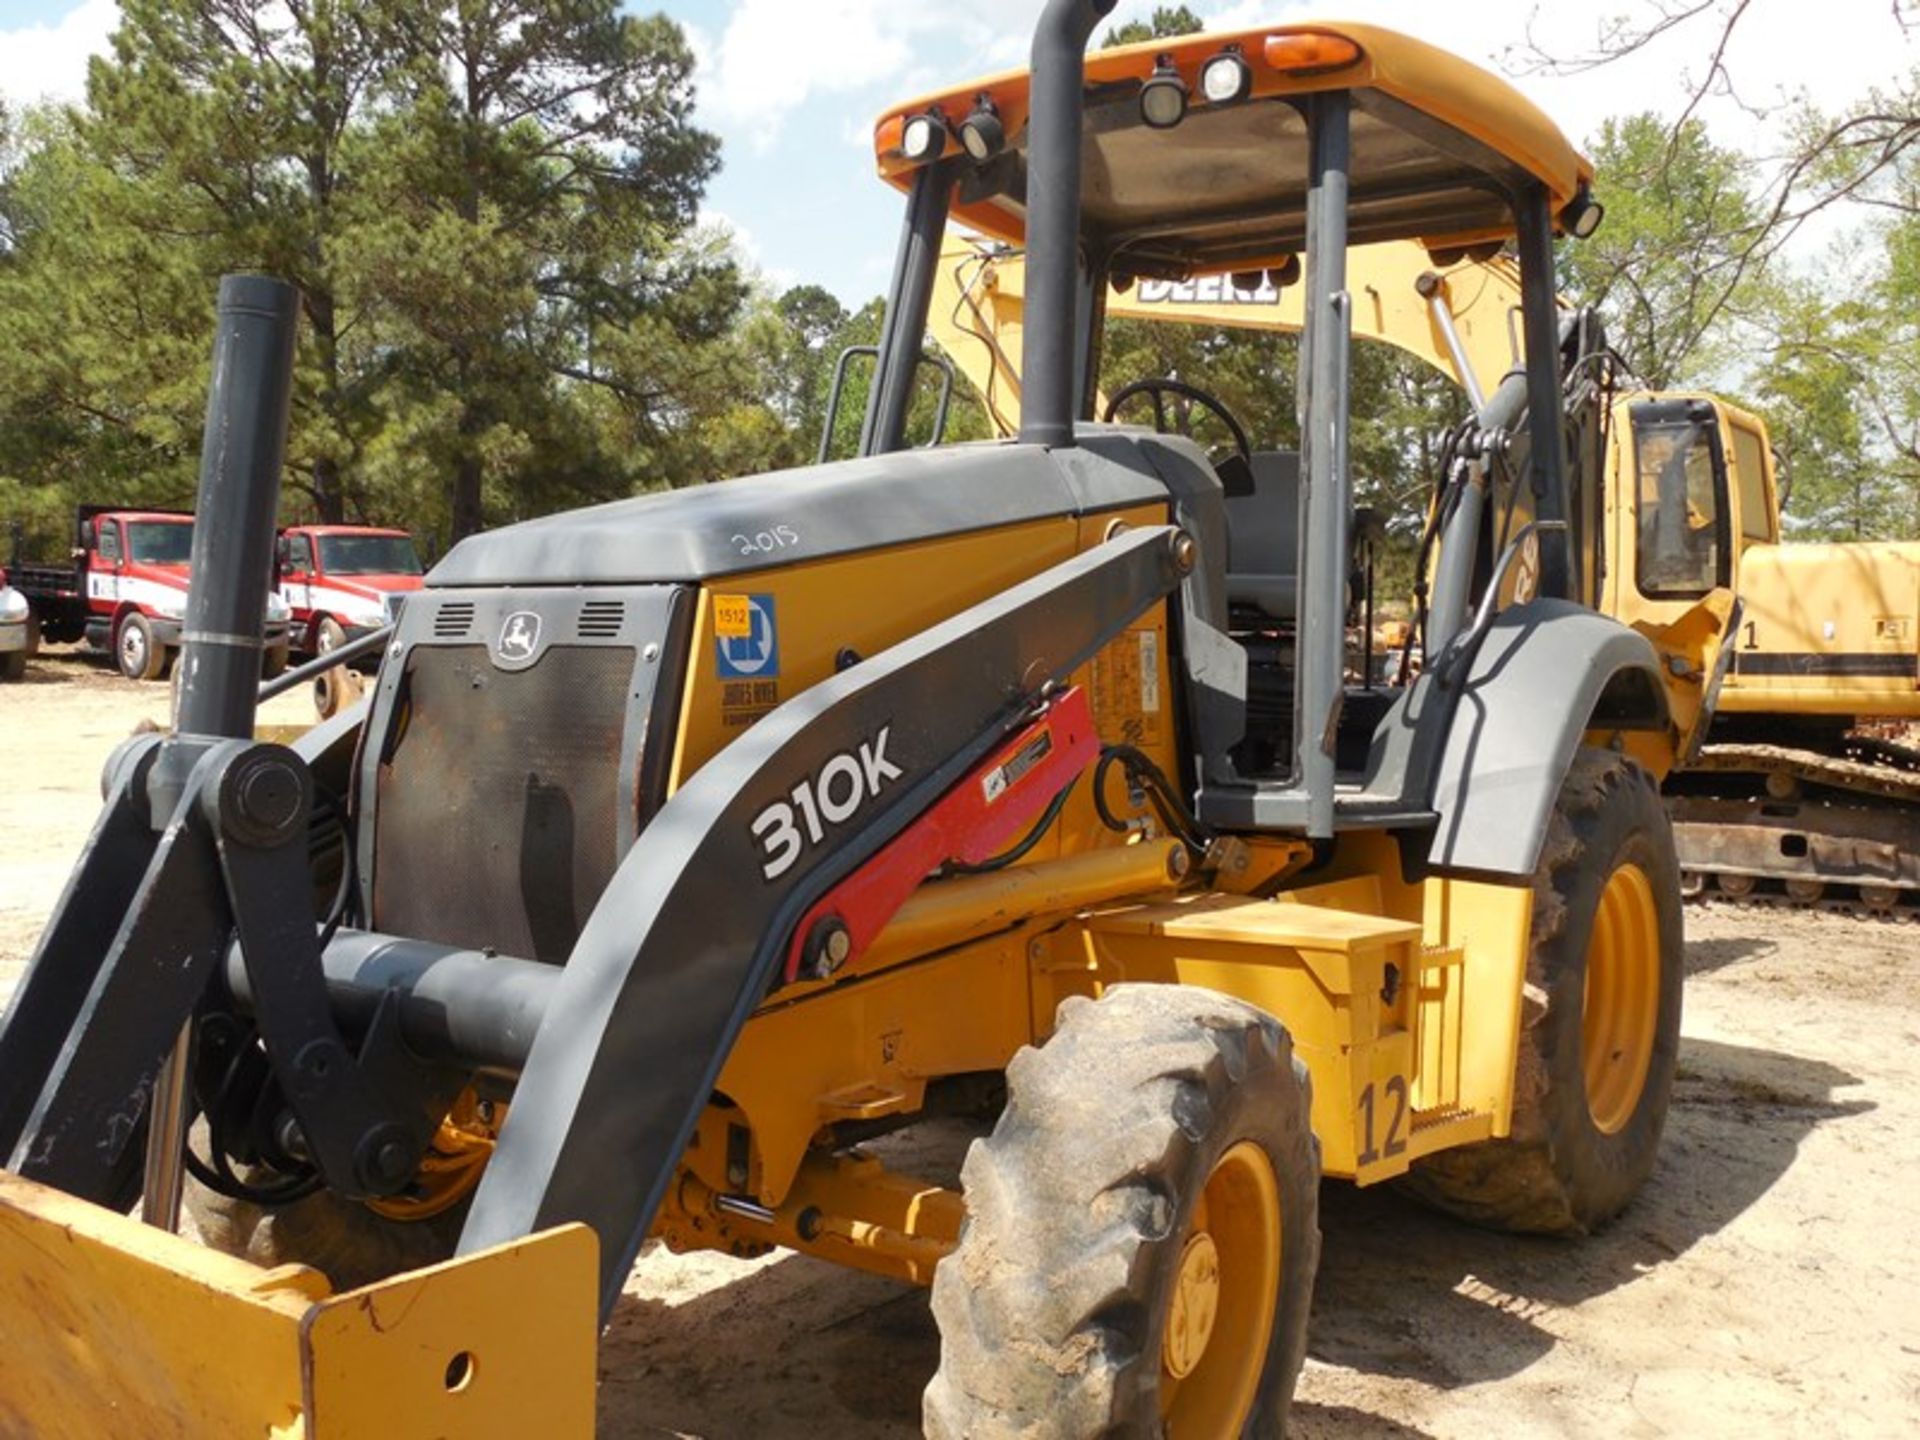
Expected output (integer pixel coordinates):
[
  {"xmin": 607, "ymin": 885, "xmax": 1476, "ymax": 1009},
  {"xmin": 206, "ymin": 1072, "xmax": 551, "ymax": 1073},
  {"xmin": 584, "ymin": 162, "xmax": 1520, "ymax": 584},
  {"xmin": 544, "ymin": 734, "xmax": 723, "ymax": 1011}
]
[
  {"xmin": 174, "ymin": 275, "xmax": 301, "ymax": 742},
  {"xmin": 1018, "ymin": 0, "xmax": 1115, "ymax": 449}
]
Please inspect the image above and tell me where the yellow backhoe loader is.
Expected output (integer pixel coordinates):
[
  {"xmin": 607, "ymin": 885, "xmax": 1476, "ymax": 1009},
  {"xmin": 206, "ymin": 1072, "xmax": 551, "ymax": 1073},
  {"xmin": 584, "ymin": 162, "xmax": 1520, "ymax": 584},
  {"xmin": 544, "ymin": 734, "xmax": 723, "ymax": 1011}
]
[
  {"xmin": 0, "ymin": 6, "xmax": 1724, "ymax": 1435},
  {"xmin": 925, "ymin": 236, "xmax": 1920, "ymax": 916}
]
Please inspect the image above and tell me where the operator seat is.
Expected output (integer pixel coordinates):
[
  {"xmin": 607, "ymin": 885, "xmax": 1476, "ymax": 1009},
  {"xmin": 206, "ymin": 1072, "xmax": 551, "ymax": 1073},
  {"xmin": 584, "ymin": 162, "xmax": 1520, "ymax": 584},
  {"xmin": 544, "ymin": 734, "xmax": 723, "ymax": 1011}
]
[{"xmin": 1224, "ymin": 449, "xmax": 1302, "ymax": 623}]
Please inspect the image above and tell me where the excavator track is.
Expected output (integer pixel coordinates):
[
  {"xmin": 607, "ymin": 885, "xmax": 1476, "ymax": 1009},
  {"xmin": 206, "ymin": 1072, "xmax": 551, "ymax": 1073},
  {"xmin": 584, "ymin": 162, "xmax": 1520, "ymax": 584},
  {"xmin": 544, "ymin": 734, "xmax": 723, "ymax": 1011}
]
[{"xmin": 1669, "ymin": 739, "xmax": 1920, "ymax": 922}]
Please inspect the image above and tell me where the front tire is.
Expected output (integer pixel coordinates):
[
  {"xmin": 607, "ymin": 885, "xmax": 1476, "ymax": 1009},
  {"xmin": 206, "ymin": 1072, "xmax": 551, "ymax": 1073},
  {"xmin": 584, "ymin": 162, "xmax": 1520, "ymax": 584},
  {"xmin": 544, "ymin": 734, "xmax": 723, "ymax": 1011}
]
[
  {"xmin": 925, "ymin": 985, "xmax": 1321, "ymax": 1439},
  {"xmin": 0, "ymin": 649, "xmax": 23, "ymax": 681},
  {"xmin": 116, "ymin": 612, "xmax": 165, "ymax": 681},
  {"xmin": 314, "ymin": 615, "xmax": 347, "ymax": 655},
  {"xmin": 1403, "ymin": 747, "xmax": 1684, "ymax": 1233}
]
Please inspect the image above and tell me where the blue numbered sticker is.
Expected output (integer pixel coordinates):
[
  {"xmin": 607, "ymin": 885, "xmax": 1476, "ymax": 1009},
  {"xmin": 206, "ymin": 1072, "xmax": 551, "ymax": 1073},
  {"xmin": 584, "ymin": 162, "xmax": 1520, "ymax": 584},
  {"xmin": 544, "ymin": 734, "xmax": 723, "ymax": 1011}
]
[{"xmin": 715, "ymin": 593, "xmax": 780, "ymax": 680}]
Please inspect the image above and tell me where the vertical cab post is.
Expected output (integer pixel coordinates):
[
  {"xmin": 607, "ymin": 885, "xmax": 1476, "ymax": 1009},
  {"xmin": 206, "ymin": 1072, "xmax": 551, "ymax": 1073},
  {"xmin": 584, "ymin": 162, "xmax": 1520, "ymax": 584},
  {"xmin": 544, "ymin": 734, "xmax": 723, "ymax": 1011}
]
[
  {"xmin": 1515, "ymin": 183, "xmax": 1575, "ymax": 601},
  {"xmin": 1017, "ymin": 0, "xmax": 1116, "ymax": 450},
  {"xmin": 1292, "ymin": 91, "xmax": 1353, "ymax": 838},
  {"xmin": 860, "ymin": 159, "xmax": 957, "ymax": 457}
]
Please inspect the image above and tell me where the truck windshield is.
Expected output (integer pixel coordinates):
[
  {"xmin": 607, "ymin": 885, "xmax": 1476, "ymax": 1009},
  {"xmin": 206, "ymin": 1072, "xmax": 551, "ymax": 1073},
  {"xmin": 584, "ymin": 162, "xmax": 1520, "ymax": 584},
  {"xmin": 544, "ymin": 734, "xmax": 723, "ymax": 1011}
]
[
  {"xmin": 317, "ymin": 534, "xmax": 423, "ymax": 576},
  {"xmin": 127, "ymin": 521, "xmax": 194, "ymax": 565}
]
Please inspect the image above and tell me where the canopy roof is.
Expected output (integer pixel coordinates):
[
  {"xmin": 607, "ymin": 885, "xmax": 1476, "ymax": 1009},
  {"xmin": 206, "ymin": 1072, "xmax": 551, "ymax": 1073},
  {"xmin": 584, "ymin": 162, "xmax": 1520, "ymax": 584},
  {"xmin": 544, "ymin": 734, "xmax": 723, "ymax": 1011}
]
[{"xmin": 874, "ymin": 20, "xmax": 1593, "ymax": 277}]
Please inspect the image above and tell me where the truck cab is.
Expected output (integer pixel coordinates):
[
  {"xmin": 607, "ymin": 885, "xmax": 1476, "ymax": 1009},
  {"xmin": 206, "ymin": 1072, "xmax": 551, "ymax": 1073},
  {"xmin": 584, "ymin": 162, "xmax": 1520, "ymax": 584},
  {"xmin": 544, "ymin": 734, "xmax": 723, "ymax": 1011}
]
[{"xmin": 277, "ymin": 524, "xmax": 424, "ymax": 655}]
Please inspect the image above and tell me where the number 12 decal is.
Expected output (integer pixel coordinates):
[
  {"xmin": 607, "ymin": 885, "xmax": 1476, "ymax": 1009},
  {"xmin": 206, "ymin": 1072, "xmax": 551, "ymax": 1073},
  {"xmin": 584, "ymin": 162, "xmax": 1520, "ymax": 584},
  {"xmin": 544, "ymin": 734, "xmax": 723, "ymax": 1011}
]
[{"xmin": 1356, "ymin": 1075, "xmax": 1408, "ymax": 1166}]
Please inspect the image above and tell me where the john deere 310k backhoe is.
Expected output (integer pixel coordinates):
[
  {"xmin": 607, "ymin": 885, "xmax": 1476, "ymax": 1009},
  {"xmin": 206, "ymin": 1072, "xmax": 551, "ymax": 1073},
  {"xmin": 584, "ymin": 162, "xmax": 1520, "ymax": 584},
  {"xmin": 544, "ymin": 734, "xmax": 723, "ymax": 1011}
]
[{"xmin": 0, "ymin": 4, "xmax": 1722, "ymax": 1435}]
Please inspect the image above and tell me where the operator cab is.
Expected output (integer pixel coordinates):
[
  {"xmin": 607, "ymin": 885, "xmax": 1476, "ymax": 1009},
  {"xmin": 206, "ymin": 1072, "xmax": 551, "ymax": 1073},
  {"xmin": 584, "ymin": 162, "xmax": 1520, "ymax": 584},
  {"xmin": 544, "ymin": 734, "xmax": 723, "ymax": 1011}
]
[{"xmin": 866, "ymin": 16, "xmax": 1609, "ymax": 838}]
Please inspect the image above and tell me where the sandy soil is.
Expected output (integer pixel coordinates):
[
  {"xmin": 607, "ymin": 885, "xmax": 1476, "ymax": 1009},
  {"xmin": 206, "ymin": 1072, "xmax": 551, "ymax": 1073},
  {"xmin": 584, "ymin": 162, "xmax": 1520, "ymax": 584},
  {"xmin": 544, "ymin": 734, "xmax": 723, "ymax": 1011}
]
[{"xmin": 2, "ymin": 648, "xmax": 1916, "ymax": 1438}]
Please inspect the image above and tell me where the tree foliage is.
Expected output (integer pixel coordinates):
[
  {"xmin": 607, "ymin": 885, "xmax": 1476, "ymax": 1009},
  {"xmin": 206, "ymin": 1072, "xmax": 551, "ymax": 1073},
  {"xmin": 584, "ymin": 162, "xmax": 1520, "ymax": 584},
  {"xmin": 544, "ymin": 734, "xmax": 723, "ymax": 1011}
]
[
  {"xmin": 0, "ymin": 0, "xmax": 757, "ymax": 552},
  {"xmin": 1561, "ymin": 113, "xmax": 1768, "ymax": 388},
  {"xmin": 1518, "ymin": 0, "xmax": 1918, "ymax": 538},
  {"xmin": 1103, "ymin": 6, "xmax": 1204, "ymax": 48},
  {"xmin": 0, "ymin": 0, "xmax": 1911, "ymax": 563}
]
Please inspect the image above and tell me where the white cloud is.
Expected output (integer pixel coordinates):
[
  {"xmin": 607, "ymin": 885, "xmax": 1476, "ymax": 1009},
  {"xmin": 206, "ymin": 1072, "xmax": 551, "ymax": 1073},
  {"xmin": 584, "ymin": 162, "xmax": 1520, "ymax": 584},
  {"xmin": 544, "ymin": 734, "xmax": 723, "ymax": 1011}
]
[
  {"xmin": 1175, "ymin": 0, "xmax": 1910, "ymax": 154},
  {"xmin": 0, "ymin": 0, "xmax": 116, "ymax": 111},
  {"xmin": 697, "ymin": 0, "xmax": 914, "ymax": 136},
  {"xmin": 702, "ymin": 206, "xmax": 797, "ymax": 291}
]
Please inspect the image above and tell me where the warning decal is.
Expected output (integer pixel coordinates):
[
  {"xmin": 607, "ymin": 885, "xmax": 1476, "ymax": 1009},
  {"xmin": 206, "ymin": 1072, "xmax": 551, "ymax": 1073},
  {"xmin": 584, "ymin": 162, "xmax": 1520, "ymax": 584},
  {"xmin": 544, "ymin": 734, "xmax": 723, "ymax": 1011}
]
[{"xmin": 1092, "ymin": 627, "xmax": 1164, "ymax": 746}]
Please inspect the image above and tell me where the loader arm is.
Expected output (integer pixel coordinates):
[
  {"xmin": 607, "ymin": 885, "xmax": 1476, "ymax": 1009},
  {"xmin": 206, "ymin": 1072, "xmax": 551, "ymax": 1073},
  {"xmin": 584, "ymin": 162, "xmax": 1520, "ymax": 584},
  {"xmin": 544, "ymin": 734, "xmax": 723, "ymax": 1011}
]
[{"xmin": 459, "ymin": 523, "xmax": 1193, "ymax": 1313}]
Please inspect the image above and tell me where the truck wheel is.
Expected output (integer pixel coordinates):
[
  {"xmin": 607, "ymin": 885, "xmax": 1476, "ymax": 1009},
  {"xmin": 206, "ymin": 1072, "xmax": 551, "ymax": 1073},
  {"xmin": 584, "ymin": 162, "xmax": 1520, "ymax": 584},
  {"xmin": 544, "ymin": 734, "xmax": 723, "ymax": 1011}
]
[
  {"xmin": 315, "ymin": 616, "xmax": 347, "ymax": 655},
  {"xmin": 925, "ymin": 985, "xmax": 1321, "ymax": 1439},
  {"xmin": 0, "ymin": 650, "xmax": 23, "ymax": 681},
  {"xmin": 116, "ymin": 612, "xmax": 165, "ymax": 681},
  {"xmin": 1402, "ymin": 747, "xmax": 1684, "ymax": 1233},
  {"xmin": 24, "ymin": 609, "xmax": 40, "ymax": 657},
  {"xmin": 262, "ymin": 641, "xmax": 290, "ymax": 679}
]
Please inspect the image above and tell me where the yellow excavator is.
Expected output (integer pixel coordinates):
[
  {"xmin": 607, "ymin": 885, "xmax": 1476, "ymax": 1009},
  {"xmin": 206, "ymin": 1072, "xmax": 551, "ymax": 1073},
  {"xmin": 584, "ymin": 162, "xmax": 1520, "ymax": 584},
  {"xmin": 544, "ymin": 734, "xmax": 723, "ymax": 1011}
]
[
  {"xmin": 923, "ymin": 236, "xmax": 1920, "ymax": 915},
  {"xmin": 0, "ymin": 6, "xmax": 1731, "ymax": 1436}
]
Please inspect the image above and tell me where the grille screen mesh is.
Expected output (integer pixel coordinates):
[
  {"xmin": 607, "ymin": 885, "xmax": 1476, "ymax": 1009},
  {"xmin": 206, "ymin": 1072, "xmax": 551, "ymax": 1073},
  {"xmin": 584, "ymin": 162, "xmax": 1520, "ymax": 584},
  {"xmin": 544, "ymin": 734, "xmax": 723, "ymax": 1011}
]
[{"xmin": 374, "ymin": 644, "xmax": 633, "ymax": 963}]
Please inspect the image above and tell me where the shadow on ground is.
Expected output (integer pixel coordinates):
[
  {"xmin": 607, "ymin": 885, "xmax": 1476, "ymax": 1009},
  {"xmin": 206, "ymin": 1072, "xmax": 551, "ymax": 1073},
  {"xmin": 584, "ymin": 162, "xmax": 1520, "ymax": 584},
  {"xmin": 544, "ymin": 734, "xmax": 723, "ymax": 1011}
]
[
  {"xmin": 1304, "ymin": 1035, "xmax": 1867, "ymax": 1389},
  {"xmin": 1684, "ymin": 929, "xmax": 1780, "ymax": 978},
  {"xmin": 6, "ymin": 645, "xmax": 117, "ymax": 687},
  {"xmin": 596, "ymin": 1034, "xmax": 1866, "ymax": 1438}
]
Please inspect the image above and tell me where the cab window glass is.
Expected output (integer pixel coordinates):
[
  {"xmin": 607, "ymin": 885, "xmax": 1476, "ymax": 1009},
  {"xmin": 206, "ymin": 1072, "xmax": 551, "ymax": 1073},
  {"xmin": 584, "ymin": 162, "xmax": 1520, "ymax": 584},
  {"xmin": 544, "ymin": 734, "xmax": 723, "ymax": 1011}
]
[
  {"xmin": 1634, "ymin": 416, "xmax": 1722, "ymax": 597},
  {"xmin": 1730, "ymin": 424, "xmax": 1774, "ymax": 542},
  {"xmin": 286, "ymin": 535, "xmax": 313, "ymax": 573},
  {"xmin": 96, "ymin": 522, "xmax": 121, "ymax": 562}
]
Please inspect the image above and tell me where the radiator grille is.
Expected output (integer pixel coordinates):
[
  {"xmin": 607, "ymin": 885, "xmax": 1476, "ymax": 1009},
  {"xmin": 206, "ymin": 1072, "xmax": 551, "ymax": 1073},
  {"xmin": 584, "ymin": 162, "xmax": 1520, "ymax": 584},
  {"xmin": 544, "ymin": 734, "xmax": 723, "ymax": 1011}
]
[
  {"xmin": 373, "ymin": 644, "xmax": 633, "ymax": 963},
  {"xmin": 433, "ymin": 601, "xmax": 476, "ymax": 639},
  {"xmin": 578, "ymin": 600, "xmax": 626, "ymax": 638}
]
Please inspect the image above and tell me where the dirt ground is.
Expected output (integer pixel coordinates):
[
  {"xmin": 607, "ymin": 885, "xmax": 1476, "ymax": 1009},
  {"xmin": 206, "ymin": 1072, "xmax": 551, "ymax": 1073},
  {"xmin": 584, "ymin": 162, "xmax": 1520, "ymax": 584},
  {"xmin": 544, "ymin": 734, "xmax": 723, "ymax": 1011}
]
[{"xmin": 3, "ymin": 648, "xmax": 1917, "ymax": 1439}]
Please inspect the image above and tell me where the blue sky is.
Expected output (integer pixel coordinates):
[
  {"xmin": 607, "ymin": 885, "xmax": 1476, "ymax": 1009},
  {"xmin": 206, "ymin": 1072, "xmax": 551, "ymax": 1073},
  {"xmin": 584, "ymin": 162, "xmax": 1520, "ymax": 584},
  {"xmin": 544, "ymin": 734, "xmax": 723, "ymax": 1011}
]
[{"xmin": 3, "ymin": 0, "xmax": 1912, "ymax": 304}]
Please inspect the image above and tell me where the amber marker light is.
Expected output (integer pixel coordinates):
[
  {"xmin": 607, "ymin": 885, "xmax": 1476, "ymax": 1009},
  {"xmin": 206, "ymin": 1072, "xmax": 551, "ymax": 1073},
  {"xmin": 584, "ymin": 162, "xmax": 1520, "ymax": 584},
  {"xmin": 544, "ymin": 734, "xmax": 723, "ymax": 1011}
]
[{"xmin": 1263, "ymin": 33, "xmax": 1363, "ymax": 76}]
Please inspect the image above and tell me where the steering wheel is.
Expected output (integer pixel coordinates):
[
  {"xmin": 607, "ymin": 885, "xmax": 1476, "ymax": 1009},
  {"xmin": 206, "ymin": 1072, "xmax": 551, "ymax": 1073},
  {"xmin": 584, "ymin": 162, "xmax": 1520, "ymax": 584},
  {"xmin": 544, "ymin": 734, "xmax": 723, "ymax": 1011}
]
[{"xmin": 1102, "ymin": 377, "xmax": 1253, "ymax": 466}]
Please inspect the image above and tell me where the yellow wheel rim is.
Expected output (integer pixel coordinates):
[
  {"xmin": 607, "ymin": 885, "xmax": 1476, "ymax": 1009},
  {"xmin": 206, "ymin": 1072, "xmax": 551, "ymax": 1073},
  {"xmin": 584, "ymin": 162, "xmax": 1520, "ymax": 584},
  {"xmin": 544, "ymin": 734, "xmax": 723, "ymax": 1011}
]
[
  {"xmin": 1581, "ymin": 862, "xmax": 1662, "ymax": 1135},
  {"xmin": 1159, "ymin": 1140, "xmax": 1281, "ymax": 1434}
]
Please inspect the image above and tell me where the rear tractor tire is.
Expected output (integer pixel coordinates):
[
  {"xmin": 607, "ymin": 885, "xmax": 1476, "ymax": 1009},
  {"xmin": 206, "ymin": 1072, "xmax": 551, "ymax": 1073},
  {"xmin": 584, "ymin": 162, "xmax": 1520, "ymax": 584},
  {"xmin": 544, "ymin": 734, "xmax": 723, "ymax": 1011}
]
[
  {"xmin": 925, "ymin": 984, "xmax": 1321, "ymax": 1439},
  {"xmin": 1402, "ymin": 747, "xmax": 1684, "ymax": 1234}
]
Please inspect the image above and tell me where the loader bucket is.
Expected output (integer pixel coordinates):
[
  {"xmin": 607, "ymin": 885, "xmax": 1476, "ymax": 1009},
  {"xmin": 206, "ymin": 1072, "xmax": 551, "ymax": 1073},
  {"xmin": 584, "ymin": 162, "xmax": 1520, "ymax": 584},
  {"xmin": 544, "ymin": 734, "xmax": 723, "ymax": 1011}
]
[{"xmin": 0, "ymin": 1172, "xmax": 597, "ymax": 1438}]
